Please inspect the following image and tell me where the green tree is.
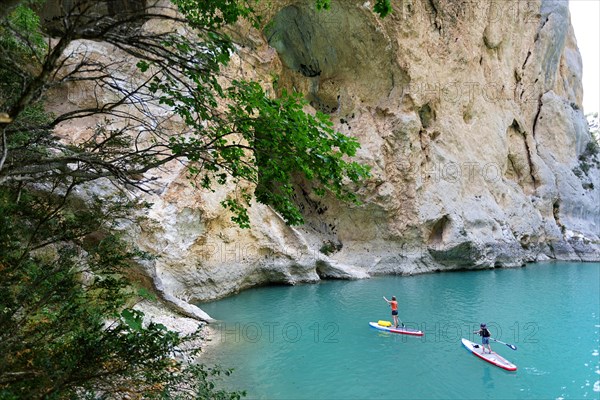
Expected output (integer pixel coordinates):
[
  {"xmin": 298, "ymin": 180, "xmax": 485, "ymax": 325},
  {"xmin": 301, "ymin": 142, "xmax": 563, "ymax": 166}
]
[
  {"xmin": 0, "ymin": 185, "xmax": 245, "ymax": 399},
  {"xmin": 0, "ymin": 0, "xmax": 370, "ymax": 398},
  {"xmin": 0, "ymin": 0, "xmax": 369, "ymax": 226}
]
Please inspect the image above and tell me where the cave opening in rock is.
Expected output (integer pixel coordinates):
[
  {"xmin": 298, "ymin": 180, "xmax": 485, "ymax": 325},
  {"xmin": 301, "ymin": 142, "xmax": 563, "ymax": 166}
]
[
  {"xmin": 264, "ymin": 1, "xmax": 402, "ymax": 114},
  {"xmin": 428, "ymin": 215, "xmax": 450, "ymax": 245}
]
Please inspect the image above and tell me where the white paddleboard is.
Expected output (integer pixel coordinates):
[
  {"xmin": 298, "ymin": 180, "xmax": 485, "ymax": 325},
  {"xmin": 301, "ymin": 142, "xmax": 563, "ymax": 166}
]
[
  {"xmin": 368, "ymin": 321, "xmax": 423, "ymax": 336},
  {"xmin": 461, "ymin": 338, "xmax": 517, "ymax": 371}
]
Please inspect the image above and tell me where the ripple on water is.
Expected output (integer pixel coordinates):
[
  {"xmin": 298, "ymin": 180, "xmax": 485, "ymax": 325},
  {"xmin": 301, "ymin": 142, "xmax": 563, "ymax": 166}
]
[
  {"xmin": 592, "ymin": 350, "xmax": 599, "ymax": 356},
  {"xmin": 524, "ymin": 366, "xmax": 549, "ymax": 376}
]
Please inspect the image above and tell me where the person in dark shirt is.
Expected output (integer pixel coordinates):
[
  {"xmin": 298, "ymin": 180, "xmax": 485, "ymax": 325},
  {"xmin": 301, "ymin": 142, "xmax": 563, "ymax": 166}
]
[{"xmin": 474, "ymin": 323, "xmax": 492, "ymax": 354}]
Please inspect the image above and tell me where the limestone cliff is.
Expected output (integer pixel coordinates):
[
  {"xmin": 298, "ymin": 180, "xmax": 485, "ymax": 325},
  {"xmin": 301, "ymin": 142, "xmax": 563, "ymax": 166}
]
[{"xmin": 53, "ymin": 0, "xmax": 600, "ymax": 310}]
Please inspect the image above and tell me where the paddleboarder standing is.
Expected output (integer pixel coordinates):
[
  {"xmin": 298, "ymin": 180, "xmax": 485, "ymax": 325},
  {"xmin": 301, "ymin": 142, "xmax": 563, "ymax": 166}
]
[
  {"xmin": 383, "ymin": 296, "xmax": 403, "ymax": 328},
  {"xmin": 474, "ymin": 323, "xmax": 492, "ymax": 354}
]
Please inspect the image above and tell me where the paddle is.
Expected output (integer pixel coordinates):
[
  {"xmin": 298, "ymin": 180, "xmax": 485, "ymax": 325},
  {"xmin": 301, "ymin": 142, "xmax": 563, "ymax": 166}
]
[{"xmin": 490, "ymin": 337, "xmax": 518, "ymax": 351}]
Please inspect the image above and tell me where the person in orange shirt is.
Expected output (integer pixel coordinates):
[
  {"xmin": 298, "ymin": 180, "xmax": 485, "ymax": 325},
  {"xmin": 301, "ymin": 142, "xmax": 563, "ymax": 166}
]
[{"xmin": 383, "ymin": 296, "xmax": 403, "ymax": 328}]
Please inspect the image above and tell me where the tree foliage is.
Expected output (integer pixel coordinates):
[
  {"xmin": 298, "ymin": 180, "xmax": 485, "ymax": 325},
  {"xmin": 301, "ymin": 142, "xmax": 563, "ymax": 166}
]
[
  {"xmin": 317, "ymin": 0, "xmax": 393, "ymax": 17},
  {"xmin": 0, "ymin": 0, "xmax": 369, "ymax": 226},
  {"xmin": 0, "ymin": 0, "xmax": 371, "ymax": 397},
  {"xmin": 0, "ymin": 183, "xmax": 246, "ymax": 399}
]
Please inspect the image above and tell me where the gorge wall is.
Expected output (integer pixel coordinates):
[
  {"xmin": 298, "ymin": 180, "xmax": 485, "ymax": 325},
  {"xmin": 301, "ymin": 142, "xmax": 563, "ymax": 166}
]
[{"xmin": 53, "ymin": 0, "xmax": 600, "ymax": 314}]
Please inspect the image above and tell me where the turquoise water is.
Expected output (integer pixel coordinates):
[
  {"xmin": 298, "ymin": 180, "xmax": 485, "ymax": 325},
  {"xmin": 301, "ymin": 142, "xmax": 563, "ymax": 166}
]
[{"xmin": 200, "ymin": 262, "xmax": 600, "ymax": 399}]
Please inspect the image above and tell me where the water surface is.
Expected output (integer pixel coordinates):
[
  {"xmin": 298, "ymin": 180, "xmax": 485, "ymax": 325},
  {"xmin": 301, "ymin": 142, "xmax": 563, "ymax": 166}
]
[{"xmin": 200, "ymin": 262, "xmax": 600, "ymax": 399}]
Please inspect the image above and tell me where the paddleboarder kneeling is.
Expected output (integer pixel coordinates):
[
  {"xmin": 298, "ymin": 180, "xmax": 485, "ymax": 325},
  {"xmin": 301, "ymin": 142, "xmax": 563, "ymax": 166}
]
[
  {"xmin": 383, "ymin": 296, "xmax": 403, "ymax": 328},
  {"xmin": 474, "ymin": 323, "xmax": 492, "ymax": 354}
]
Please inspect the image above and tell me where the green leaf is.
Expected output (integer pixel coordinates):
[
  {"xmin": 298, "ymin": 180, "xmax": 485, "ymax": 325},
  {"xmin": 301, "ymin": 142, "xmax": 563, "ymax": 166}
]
[
  {"xmin": 374, "ymin": 0, "xmax": 393, "ymax": 17},
  {"xmin": 136, "ymin": 60, "xmax": 150, "ymax": 72},
  {"xmin": 315, "ymin": 0, "xmax": 331, "ymax": 10},
  {"xmin": 121, "ymin": 309, "xmax": 143, "ymax": 331}
]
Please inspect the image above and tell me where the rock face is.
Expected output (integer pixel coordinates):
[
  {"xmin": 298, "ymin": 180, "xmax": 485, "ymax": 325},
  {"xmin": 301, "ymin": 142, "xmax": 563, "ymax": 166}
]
[{"xmin": 53, "ymin": 1, "xmax": 600, "ymax": 310}]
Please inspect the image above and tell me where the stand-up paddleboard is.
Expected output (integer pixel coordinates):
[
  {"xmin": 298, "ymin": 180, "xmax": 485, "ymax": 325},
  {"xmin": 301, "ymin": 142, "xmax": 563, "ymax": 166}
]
[
  {"xmin": 461, "ymin": 338, "xmax": 517, "ymax": 371},
  {"xmin": 368, "ymin": 321, "xmax": 424, "ymax": 336}
]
